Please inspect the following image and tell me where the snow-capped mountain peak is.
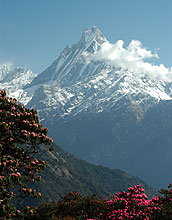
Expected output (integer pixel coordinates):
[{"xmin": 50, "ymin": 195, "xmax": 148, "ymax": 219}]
[
  {"xmin": 0, "ymin": 65, "xmax": 10, "ymax": 80},
  {"xmin": 1, "ymin": 27, "xmax": 172, "ymax": 115},
  {"xmin": 79, "ymin": 26, "xmax": 107, "ymax": 46},
  {"xmin": 0, "ymin": 66, "xmax": 37, "ymax": 105},
  {"xmin": 28, "ymin": 27, "xmax": 107, "ymax": 88},
  {"xmin": 0, "ymin": 66, "xmax": 36, "ymax": 84}
]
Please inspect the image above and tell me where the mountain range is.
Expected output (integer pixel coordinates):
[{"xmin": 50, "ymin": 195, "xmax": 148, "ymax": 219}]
[{"xmin": 1, "ymin": 26, "xmax": 172, "ymax": 189}]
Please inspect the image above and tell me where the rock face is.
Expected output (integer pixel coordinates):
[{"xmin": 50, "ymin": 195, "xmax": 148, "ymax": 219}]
[{"xmin": 1, "ymin": 27, "xmax": 172, "ymax": 188}]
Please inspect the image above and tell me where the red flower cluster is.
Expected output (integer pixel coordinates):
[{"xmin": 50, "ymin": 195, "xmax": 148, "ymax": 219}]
[{"xmin": 98, "ymin": 185, "xmax": 162, "ymax": 219}]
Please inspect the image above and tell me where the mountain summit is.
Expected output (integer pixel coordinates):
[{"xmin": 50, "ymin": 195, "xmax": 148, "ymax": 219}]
[
  {"xmin": 1, "ymin": 27, "xmax": 172, "ymax": 188},
  {"xmin": 27, "ymin": 26, "xmax": 107, "ymax": 88},
  {"xmin": 24, "ymin": 27, "xmax": 172, "ymax": 121},
  {"xmin": 79, "ymin": 26, "xmax": 107, "ymax": 45}
]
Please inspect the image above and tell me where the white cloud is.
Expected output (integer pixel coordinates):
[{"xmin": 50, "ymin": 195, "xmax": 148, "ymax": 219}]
[{"xmin": 86, "ymin": 40, "xmax": 172, "ymax": 83}]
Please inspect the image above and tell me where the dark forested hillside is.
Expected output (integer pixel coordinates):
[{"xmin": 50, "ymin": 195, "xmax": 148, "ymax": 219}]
[{"xmin": 34, "ymin": 144, "xmax": 156, "ymax": 202}]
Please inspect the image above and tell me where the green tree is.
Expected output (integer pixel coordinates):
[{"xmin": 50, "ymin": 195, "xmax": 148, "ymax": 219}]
[{"xmin": 0, "ymin": 89, "xmax": 53, "ymax": 219}]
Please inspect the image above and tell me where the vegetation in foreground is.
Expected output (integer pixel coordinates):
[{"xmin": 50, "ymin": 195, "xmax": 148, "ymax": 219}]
[
  {"xmin": 23, "ymin": 184, "xmax": 172, "ymax": 220},
  {"xmin": 1, "ymin": 88, "xmax": 172, "ymax": 220}
]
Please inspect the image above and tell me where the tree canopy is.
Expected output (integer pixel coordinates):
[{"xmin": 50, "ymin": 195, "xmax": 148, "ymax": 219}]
[{"xmin": 0, "ymin": 89, "xmax": 53, "ymax": 219}]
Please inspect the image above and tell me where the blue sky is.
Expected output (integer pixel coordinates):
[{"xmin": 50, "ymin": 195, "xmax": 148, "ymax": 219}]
[{"xmin": 0, "ymin": 0, "xmax": 172, "ymax": 73}]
